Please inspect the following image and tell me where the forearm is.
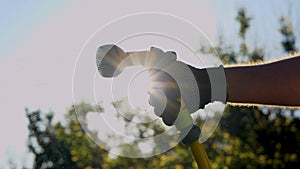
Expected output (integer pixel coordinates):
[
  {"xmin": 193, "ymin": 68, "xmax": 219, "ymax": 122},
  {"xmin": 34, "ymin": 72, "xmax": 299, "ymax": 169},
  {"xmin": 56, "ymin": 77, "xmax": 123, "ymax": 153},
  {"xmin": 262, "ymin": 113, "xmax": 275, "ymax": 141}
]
[{"xmin": 225, "ymin": 56, "xmax": 300, "ymax": 106}]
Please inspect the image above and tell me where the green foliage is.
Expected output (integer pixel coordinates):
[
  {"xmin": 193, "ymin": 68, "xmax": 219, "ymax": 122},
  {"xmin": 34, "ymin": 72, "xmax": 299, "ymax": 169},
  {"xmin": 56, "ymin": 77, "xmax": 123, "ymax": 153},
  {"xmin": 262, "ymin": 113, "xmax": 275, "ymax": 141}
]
[
  {"xmin": 26, "ymin": 109, "xmax": 78, "ymax": 169},
  {"xmin": 26, "ymin": 102, "xmax": 197, "ymax": 169},
  {"xmin": 101, "ymin": 99, "xmax": 197, "ymax": 169},
  {"xmin": 26, "ymin": 103, "xmax": 107, "ymax": 169},
  {"xmin": 236, "ymin": 8, "xmax": 251, "ymax": 41},
  {"xmin": 236, "ymin": 8, "xmax": 251, "ymax": 56},
  {"xmin": 103, "ymin": 145, "xmax": 196, "ymax": 169},
  {"xmin": 279, "ymin": 17, "xmax": 297, "ymax": 53}
]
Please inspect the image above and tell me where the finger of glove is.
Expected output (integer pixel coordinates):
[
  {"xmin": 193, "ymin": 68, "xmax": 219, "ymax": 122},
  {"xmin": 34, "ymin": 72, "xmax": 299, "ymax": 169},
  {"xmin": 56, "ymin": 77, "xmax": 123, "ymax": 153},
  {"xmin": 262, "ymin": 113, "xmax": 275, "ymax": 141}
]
[
  {"xmin": 146, "ymin": 47, "xmax": 177, "ymax": 69},
  {"xmin": 161, "ymin": 98, "xmax": 181, "ymax": 126},
  {"xmin": 148, "ymin": 86, "xmax": 181, "ymax": 126},
  {"xmin": 149, "ymin": 93, "xmax": 181, "ymax": 126}
]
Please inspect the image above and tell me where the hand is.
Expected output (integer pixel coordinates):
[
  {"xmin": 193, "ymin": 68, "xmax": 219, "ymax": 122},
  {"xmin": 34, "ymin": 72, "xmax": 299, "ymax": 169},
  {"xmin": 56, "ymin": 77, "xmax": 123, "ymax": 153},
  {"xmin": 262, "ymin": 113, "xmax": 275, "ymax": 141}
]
[
  {"xmin": 147, "ymin": 48, "xmax": 226, "ymax": 126},
  {"xmin": 148, "ymin": 66, "xmax": 212, "ymax": 126}
]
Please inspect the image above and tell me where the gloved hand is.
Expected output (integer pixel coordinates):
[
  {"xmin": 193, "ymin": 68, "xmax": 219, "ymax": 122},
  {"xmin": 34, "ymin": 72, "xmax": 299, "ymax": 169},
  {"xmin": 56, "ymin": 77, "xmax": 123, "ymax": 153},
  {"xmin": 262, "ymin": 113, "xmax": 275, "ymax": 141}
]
[{"xmin": 148, "ymin": 48, "xmax": 227, "ymax": 127}]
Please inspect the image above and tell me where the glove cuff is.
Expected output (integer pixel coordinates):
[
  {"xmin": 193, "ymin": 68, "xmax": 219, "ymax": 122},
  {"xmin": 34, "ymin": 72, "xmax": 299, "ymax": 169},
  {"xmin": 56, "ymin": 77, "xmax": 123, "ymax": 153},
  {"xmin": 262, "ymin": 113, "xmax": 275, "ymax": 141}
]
[
  {"xmin": 188, "ymin": 66, "xmax": 211, "ymax": 109},
  {"xmin": 206, "ymin": 65, "xmax": 227, "ymax": 103}
]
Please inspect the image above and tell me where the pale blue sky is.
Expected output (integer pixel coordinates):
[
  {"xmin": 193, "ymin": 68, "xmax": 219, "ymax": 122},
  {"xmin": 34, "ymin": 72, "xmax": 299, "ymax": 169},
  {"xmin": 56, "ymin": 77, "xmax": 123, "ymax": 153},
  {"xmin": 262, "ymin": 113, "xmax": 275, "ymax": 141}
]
[
  {"xmin": 1, "ymin": 1, "xmax": 299, "ymax": 60},
  {"xmin": 0, "ymin": 1, "xmax": 76, "ymax": 59},
  {"xmin": 0, "ymin": 0, "xmax": 299, "ymax": 168}
]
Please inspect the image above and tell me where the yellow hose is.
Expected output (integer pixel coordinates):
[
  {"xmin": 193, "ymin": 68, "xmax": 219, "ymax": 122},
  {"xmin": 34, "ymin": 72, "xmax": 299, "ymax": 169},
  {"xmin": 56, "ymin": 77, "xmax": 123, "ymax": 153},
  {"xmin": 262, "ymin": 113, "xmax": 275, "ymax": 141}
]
[
  {"xmin": 174, "ymin": 102, "xmax": 212, "ymax": 169},
  {"xmin": 190, "ymin": 140, "xmax": 212, "ymax": 169}
]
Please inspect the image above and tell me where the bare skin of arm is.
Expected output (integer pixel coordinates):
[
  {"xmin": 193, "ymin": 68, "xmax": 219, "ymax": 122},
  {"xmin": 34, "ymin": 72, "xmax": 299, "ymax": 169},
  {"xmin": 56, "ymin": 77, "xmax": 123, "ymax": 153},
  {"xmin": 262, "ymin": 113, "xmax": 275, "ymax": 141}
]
[{"xmin": 225, "ymin": 55, "xmax": 300, "ymax": 106}]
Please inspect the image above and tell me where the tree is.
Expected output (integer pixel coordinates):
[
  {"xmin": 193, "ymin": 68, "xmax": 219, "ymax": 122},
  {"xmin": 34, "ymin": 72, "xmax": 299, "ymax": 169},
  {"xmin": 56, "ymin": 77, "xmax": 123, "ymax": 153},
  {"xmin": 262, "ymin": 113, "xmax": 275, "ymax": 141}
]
[
  {"xmin": 26, "ymin": 101, "xmax": 197, "ymax": 169},
  {"xmin": 279, "ymin": 16, "xmax": 297, "ymax": 53},
  {"xmin": 26, "ymin": 109, "xmax": 78, "ymax": 169},
  {"xmin": 103, "ymin": 99, "xmax": 196, "ymax": 169},
  {"xmin": 26, "ymin": 103, "xmax": 107, "ymax": 169}
]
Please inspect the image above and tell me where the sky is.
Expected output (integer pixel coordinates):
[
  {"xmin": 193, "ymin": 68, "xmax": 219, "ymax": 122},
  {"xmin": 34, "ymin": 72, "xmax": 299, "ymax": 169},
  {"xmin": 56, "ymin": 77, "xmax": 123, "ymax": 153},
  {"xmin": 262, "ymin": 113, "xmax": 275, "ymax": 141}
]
[{"xmin": 0, "ymin": 0, "xmax": 299, "ymax": 168}]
